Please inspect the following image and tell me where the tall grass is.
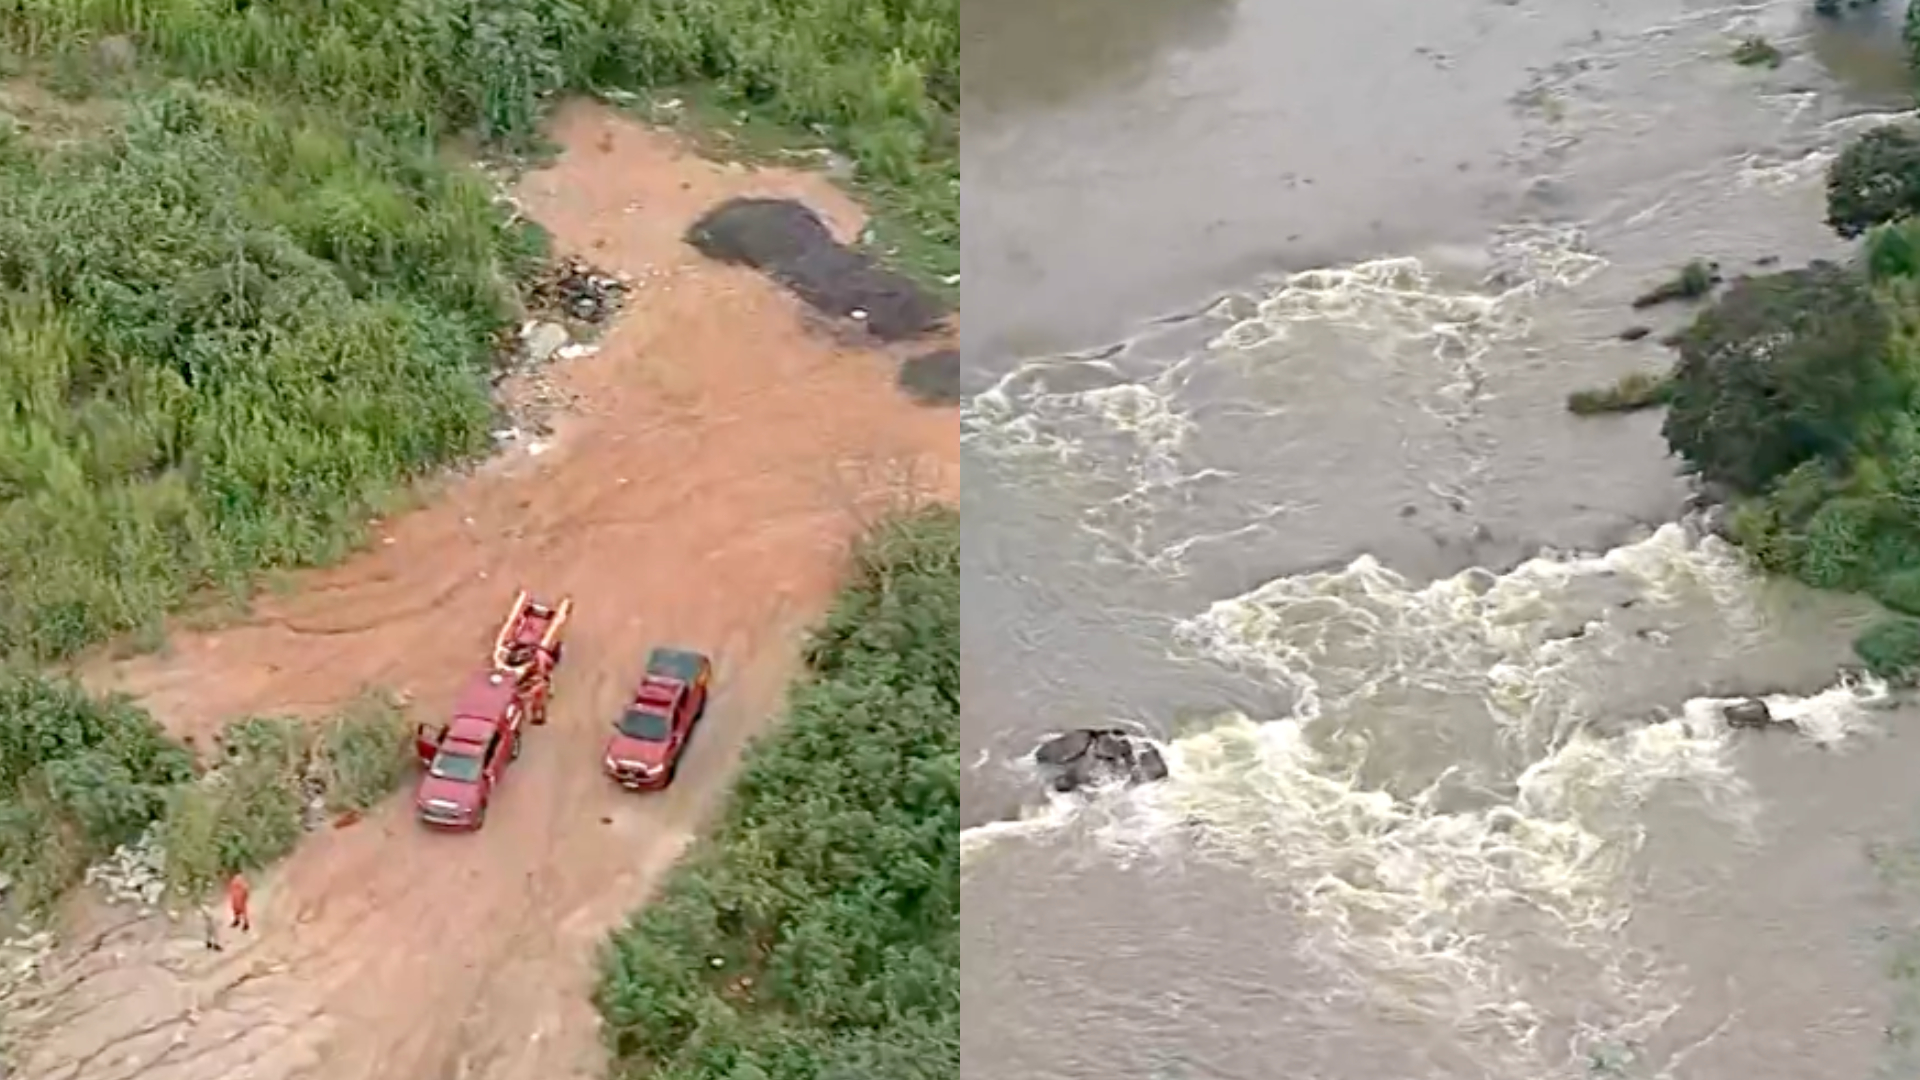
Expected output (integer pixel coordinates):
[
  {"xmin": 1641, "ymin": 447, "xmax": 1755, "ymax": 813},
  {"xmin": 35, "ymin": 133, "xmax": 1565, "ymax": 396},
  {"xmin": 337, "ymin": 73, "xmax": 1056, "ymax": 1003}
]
[
  {"xmin": 0, "ymin": 86, "xmax": 532, "ymax": 660},
  {"xmin": 0, "ymin": 0, "xmax": 955, "ymax": 661},
  {"xmin": 1, "ymin": 0, "xmax": 958, "ymax": 277}
]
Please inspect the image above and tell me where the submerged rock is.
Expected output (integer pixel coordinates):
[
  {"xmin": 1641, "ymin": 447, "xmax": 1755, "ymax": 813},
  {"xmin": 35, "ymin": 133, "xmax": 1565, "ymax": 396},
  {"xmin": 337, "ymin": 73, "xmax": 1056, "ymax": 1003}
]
[
  {"xmin": 1722, "ymin": 698, "xmax": 1774, "ymax": 729},
  {"xmin": 1034, "ymin": 728, "xmax": 1098, "ymax": 767},
  {"xmin": 1035, "ymin": 727, "xmax": 1170, "ymax": 792}
]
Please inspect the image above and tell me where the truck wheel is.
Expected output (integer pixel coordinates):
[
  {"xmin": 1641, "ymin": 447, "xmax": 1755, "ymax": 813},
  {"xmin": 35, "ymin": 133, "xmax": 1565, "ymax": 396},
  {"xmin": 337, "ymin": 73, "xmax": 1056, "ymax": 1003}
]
[{"xmin": 474, "ymin": 801, "xmax": 488, "ymax": 829}]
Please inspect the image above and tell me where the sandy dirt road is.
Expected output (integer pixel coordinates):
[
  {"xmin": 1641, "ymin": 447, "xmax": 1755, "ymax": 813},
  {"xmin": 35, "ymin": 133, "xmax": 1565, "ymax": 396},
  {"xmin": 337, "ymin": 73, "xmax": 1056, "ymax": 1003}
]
[{"xmin": 0, "ymin": 100, "xmax": 957, "ymax": 1080}]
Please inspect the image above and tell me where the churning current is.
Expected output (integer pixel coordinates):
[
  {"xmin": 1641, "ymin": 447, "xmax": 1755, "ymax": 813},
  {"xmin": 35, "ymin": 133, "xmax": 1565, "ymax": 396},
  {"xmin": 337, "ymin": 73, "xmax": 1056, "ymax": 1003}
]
[{"xmin": 959, "ymin": 1, "xmax": 1920, "ymax": 1078}]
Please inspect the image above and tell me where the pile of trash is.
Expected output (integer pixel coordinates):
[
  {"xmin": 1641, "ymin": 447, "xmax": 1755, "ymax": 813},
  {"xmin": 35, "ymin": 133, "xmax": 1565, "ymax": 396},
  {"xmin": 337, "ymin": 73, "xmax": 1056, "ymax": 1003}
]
[
  {"xmin": 486, "ymin": 256, "xmax": 635, "ymax": 454},
  {"xmin": 527, "ymin": 256, "xmax": 629, "ymax": 326},
  {"xmin": 82, "ymin": 831, "xmax": 168, "ymax": 912},
  {"xmin": 0, "ymin": 925, "xmax": 54, "ymax": 1002}
]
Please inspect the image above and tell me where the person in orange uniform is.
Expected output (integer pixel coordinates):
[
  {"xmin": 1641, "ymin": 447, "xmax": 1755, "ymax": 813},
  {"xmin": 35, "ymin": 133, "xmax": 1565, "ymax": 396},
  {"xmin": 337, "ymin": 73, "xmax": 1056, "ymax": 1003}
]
[{"xmin": 226, "ymin": 872, "xmax": 252, "ymax": 932}]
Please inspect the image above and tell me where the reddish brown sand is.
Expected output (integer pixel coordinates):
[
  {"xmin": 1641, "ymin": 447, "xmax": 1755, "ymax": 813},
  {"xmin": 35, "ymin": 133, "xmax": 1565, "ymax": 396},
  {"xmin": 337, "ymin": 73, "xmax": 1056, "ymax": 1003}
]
[{"xmin": 1, "ymin": 100, "xmax": 957, "ymax": 1080}]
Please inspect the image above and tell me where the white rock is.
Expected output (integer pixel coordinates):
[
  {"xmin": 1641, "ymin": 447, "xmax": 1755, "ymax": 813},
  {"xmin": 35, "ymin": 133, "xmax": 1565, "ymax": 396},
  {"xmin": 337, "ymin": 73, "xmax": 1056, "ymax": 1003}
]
[{"xmin": 520, "ymin": 322, "xmax": 570, "ymax": 365}]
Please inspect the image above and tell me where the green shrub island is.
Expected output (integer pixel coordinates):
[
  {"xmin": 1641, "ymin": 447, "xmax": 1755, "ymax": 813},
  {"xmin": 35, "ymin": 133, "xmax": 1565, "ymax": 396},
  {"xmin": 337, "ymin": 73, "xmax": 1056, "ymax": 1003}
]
[{"xmin": 1558, "ymin": 8, "xmax": 1920, "ymax": 682}]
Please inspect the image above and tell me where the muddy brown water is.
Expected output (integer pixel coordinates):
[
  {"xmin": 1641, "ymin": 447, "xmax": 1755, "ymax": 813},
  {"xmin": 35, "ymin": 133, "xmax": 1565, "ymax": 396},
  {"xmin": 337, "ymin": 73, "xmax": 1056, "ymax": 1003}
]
[
  {"xmin": 0, "ymin": 100, "xmax": 958, "ymax": 1080},
  {"xmin": 962, "ymin": 2, "xmax": 1920, "ymax": 1078}
]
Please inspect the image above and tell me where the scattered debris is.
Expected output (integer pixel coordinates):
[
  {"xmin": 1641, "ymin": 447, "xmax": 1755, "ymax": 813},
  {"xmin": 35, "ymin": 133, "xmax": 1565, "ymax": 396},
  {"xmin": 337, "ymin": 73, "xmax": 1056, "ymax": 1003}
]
[
  {"xmin": 520, "ymin": 321, "xmax": 571, "ymax": 365},
  {"xmin": 526, "ymin": 256, "xmax": 629, "ymax": 328},
  {"xmin": 83, "ymin": 831, "xmax": 168, "ymax": 912},
  {"xmin": 487, "ymin": 258, "xmax": 631, "ymax": 454},
  {"xmin": 0, "ymin": 926, "xmax": 55, "ymax": 1000}
]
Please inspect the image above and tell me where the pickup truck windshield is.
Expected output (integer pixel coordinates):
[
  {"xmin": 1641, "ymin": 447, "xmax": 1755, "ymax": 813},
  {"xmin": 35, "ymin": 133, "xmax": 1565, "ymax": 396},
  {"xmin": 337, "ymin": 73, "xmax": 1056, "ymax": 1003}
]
[
  {"xmin": 616, "ymin": 709, "xmax": 671, "ymax": 741},
  {"xmin": 429, "ymin": 750, "xmax": 484, "ymax": 783}
]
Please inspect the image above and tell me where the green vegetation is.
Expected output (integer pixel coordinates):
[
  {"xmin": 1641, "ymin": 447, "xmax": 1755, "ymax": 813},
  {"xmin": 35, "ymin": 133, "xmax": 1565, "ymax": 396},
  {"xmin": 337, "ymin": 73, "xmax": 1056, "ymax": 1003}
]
[
  {"xmin": 1730, "ymin": 35, "xmax": 1783, "ymax": 69},
  {"xmin": 3, "ymin": 0, "xmax": 957, "ymax": 281},
  {"xmin": 1566, "ymin": 370, "xmax": 1673, "ymax": 415},
  {"xmin": 595, "ymin": 506, "xmax": 958, "ymax": 1080},
  {"xmin": 1630, "ymin": 258, "xmax": 1722, "ymax": 309},
  {"xmin": 1618, "ymin": 86, "xmax": 1920, "ymax": 676},
  {"xmin": 1825, "ymin": 125, "xmax": 1920, "ymax": 240},
  {"xmin": 160, "ymin": 691, "xmax": 412, "ymax": 899},
  {"xmin": 0, "ymin": 673, "xmax": 412, "ymax": 913},
  {"xmin": 0, "ymin": 0, "xmax": 955, "ymax": 666},
  {"xmin": 0, "ymin": 669, "xmax": 192, "ymax": 911},
  {"xmin": 0, "ymin": 87, "xmax": 530, "ymax": 663},
  {"xmin": 1662, "ymin": 262, "xmax": 1900, "ymax": 495}
]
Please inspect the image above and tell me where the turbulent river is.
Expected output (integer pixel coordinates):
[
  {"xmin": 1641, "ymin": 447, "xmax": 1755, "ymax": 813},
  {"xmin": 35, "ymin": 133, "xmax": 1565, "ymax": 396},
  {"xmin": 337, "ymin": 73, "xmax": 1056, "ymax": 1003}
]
[{"xmin": 958, "ymin": 1, "xmax": 1920, "ymax": 1078}]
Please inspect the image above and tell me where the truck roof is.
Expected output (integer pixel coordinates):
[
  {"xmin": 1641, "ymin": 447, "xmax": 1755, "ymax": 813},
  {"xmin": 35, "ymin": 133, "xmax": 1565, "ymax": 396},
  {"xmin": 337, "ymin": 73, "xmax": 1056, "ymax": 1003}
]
[
  {"xmin": 452, "ymin": 670, "xmax": 518, "ymax": 723},
  {"xmin": 633, "ymin": 675, "xmax": 683, "ymax": 712},
  {"xmin": 444, "ymin": 715, "xmax": 497, "ymax": 748},
  {"xmin": 646, "ymin": 647, "xmax": 705, "ymax": 683}
]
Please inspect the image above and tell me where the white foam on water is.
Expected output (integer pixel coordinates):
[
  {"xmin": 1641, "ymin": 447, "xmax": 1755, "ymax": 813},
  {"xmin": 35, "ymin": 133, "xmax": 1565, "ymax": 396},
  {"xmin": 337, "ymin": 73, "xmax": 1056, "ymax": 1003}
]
[
  {"xmin": 961, "ymin": 794, "xmax": 1080, "ymax": 869},
  {"xmin": 962, "ymin": 227, "xmax": 1608, "ymax": 570},
  {"xmin": 960, "ymin": 523, "xmax": 1892, "ymax": 1075}
]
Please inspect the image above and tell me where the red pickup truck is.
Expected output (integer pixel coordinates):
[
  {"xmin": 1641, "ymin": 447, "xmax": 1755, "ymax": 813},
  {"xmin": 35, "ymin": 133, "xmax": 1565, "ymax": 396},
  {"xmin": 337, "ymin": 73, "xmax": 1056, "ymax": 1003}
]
[
  {"xmin": 603, "ymin": 647, "xmax": 712, "ymax": 791},
  {"xmin": 414, "ymin": 670, "xmax": 527, "ymax": 830}
]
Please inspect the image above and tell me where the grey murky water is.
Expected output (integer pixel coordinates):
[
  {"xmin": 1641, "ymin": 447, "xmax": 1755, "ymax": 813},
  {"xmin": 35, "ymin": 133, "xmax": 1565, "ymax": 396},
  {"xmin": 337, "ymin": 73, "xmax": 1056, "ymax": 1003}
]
[{"xmin": 960, "ymin": 1, "xmax": 1920, "ymax": 1077}]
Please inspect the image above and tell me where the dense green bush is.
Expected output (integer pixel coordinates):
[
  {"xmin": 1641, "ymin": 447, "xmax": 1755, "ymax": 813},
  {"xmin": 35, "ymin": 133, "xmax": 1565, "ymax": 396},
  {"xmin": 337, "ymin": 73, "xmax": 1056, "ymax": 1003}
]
[
  {"xmin": 0, "ymin": 0, "xmax": 956, "ymax": 665},
  {"xmin": 0, "ymin": 670, "xmax": 192, "ymax": 910},
  {"xmin": 316, "ymin": 691, "xmax": 417, "ymax": 814},
  {"xmin": 1826, "ymin": 125, "xmax": 1920, "ymax": 240},
  {"xmin": 1, "ymin": 0, "xmax": 957, "ymax": 279},
  {"xmin": 1857, "ymin": 615, "xmax": 1920, "ymax": 683},
  {"xmin": 595, "ymin": 507, "xmax": 958, "ymax": 1080},
  {"xmin": 0, "ymin": 86, "xmax": 528, "ymax": 661},
  {"xmin": 1662, "ymin": 262, "xmax": 1905, "ymax": 495},
  {"xmin": 159, "ymin": 715, "xmax": 309, "ymax": 899}
]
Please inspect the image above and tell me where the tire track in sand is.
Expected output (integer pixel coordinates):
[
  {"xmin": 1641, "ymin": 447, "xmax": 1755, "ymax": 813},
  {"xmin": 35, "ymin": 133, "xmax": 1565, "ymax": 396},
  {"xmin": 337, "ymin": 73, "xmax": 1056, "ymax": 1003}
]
[{"xmin": 2, "ymin": 99, "xmax": 957, "ymax": 1080}]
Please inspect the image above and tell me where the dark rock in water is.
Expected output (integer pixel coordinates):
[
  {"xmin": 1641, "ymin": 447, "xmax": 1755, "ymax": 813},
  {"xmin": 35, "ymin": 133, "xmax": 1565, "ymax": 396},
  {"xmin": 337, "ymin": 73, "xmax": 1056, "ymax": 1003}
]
[
  {"xmin": 1722, "ymin": 698, "xmax": 1774, "ymax": 728},
  {"xmin": 898, "ymin": 348, "xmax": 960, "ymax": 406},
  {"xmin": 1035, "ymin": 729, "xmax": 1095, "ymax": 767},
  {"xmin": 1037, "ymin": 727, "xmax": 1169, "ymax": 792},
  {"xmin": 685, "ymin": 198, "xmax": 950, "ymax": 341},
  {"xmin": 1618, "ymin": 325, "xmax": 1653, "ymax": 342},
  {"xmin": 1089, "ymin": 730, "xmax": 1135, "ymax": 765}
]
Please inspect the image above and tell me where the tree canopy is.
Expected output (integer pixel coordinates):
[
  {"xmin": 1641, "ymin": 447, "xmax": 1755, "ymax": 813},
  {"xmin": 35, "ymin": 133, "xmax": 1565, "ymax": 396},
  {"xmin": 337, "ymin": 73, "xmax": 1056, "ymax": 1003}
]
[
  {"xmin": 1662, "ymin": 262, "xmax": 1906, "ymax": 494},
  {"xmin": 1827, "ymin": 124, "xmax": 1920, "ymax": 240}
]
